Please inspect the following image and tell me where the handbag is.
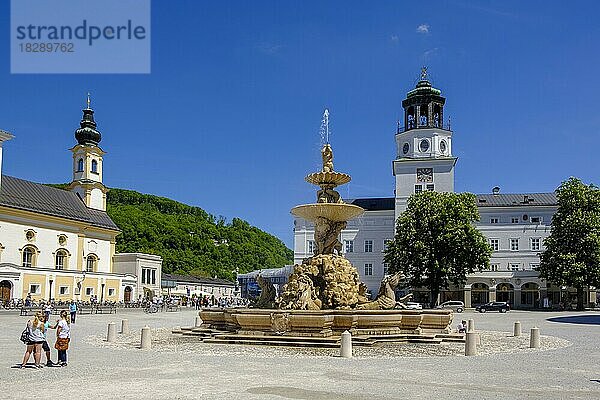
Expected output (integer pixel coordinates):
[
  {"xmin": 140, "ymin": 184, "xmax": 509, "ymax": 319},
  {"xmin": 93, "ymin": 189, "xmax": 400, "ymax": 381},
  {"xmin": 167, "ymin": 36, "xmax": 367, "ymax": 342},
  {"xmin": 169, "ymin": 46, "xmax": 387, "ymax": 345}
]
[
  {"xmin": 55, "ymin": 337, "xmax": 70, "ymax": 351},
  {"xmin": 19, "ymin": 326, "xmax": 30, "ymax": 344}
]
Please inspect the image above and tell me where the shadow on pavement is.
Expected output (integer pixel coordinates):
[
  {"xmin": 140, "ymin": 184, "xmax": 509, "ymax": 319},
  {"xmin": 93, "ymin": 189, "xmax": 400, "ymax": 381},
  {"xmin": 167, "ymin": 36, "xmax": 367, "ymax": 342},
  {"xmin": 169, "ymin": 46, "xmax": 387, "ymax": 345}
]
[{"xmin": 547, "ymin": 315, "xmax": 600, "ymax": 325}]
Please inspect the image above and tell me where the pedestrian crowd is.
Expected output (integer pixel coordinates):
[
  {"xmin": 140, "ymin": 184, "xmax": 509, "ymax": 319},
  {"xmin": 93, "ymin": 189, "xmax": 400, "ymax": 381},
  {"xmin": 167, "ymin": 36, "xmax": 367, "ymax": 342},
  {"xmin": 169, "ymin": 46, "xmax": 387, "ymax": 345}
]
[{"xmin": 18, "ymin": 310, "xmax": 71, "ymax": 369}]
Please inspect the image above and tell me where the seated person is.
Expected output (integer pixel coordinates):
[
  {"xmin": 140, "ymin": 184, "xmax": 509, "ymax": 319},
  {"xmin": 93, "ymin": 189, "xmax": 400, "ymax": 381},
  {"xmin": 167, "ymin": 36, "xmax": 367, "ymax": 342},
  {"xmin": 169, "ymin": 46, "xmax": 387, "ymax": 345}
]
[{"xmin": 457, "ymin": 320, "xmax": 467, "ymax": 333}]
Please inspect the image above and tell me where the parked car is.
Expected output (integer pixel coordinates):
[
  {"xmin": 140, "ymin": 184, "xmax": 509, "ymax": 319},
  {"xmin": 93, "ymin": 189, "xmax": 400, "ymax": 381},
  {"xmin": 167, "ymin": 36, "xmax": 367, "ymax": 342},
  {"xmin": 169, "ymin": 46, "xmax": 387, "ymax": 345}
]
[
  {"xmin": 405, "ymin": 302, "xmax": 423, "ymax": 310},
  {"xmin": 475, "ymin": 301, "xmax": 510, "ymax": 313},
  {"xmin": 436, "ymin": 300, "xmax": 464, "ymax": 313}
]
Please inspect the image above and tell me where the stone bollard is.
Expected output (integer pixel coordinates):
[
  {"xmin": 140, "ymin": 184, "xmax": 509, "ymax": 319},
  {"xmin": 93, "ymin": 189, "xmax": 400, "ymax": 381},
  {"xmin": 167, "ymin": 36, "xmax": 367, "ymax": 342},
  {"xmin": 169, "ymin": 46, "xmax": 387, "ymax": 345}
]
[
  {"xmin": 141, "ymin": 326, "xmax": 152, "ymax": 350},
  {"xmin": 530, "ymin": 327, "xmax": 540, "ymax": 349},
  {"xmin": 513, "ymin": 321, "xmax": 521, "ymax": 337},
  {"xmin": 107, "ymin": 322, "xmax": 116, "ymax": 342},
  {"xmin": 121, "ymin": 319, "xmax": 130, "ymax": 335},
  {"xmin": 195, "ymin": 316, "xmax": 202, "ymax": 327},
  {"xmin": 340, "ymin": 330, "xmax": 352, "ymax": 358},
  {"xmin": 465, "ymin": 332, "xmax": 477, "ymax": 356},
  {"xmin": 467, "ymin": 319, "xmax": 475, "ymax": 333}
]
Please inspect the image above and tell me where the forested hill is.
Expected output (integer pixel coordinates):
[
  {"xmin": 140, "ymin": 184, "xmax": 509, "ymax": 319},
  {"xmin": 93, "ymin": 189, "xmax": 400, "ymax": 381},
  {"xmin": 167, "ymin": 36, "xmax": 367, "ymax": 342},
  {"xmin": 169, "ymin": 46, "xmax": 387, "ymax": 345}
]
[{"xmin": 50, "ymin": 185, "xmax": 294, "ymax": 280}]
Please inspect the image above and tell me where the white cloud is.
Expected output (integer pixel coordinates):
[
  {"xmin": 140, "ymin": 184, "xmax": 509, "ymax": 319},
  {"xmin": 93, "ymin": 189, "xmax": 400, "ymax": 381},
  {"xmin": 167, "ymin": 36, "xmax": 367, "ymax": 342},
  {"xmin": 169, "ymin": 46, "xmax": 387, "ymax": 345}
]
[
  {"xmin": 256, "ymin": 42, "xmax": 283, "ymax": 55},
  {"xmin": 422, "ymin": 47, "xmax": 439, "ymax": 59},
  {"xmin": 416, "ymin": 24, "xmax": 430, "ymax": 34}
]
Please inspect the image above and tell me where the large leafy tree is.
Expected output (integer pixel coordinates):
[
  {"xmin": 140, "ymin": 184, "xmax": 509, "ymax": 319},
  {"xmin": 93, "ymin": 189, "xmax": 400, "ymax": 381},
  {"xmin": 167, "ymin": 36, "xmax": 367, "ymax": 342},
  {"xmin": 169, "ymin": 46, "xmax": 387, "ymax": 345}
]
[
  {"xmin": 384, "ymin": 191, "xmax": 491, "ymax": 308},
  {"xmin": 539, "ymin": 177, "xmax": 600, "ymax": 310}
]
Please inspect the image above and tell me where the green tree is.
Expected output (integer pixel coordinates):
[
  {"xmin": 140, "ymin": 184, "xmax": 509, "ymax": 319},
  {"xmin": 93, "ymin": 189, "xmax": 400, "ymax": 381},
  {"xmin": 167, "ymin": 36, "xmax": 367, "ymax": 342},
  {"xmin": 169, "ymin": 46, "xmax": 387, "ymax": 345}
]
[
  {"xmin": 539, "ymin": 177, "xmax": 600, "ymax": 310},
  {"xmin": 384, "ymin": 191, "xmax": 491, "ymax": 308}
]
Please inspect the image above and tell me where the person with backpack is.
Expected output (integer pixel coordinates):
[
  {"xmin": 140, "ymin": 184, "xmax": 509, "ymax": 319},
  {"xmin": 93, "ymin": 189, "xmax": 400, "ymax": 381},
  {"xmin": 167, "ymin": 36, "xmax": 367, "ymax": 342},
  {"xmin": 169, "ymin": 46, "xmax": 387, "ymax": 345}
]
[{"xmin": 19, "ymin": 312, "xmax": 46, "ymax": 368}]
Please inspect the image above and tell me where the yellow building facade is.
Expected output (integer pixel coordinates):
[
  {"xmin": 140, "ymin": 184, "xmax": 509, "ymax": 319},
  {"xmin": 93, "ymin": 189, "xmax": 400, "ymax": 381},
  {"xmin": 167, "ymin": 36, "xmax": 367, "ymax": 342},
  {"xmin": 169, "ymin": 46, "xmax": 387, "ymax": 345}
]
[{"xmin": 0, "ymin": 103, "xmax": 159, "ymax": 303}]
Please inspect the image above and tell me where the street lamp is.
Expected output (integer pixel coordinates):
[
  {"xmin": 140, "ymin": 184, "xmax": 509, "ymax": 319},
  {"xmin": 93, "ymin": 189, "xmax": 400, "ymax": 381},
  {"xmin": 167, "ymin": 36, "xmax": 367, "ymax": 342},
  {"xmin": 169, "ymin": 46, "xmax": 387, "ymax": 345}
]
[
  {"xmin": 48, "ymin": 277, "xmax": 54, "ymax": 302},
  {"xmin": 100, "ymin": 281, "xmax": 106, "ymax": 304}
]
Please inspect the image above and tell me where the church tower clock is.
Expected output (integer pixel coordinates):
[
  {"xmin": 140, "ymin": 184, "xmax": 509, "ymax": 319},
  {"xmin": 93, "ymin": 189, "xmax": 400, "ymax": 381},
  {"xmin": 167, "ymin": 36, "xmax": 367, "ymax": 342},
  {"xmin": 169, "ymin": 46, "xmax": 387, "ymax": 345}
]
[
  {"xmin": 67, "ymin": 95, "xmax": 108, "ymax": 211},
  {"xmin": 392, "ymin": 68, "xmax": 457, "ymax": 220}
]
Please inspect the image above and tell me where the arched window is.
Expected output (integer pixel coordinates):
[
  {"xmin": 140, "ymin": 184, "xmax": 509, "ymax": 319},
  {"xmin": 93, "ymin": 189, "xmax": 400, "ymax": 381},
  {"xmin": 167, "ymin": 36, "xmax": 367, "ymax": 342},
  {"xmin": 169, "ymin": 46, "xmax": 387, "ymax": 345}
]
[
  {"xmin": 22, "ymin": 246, "xmax": 36, "ymax": 268},
  {"xmin": 91, "ymin": 159, "xmax": 98, "ymax": 173},
  {"xmin": 86, "ymin": 254, "xmax": 97, "ymax": 272},
  {"xmin": 77, "ymin": 158, "xmax": 84, "ymax": 172},
  {"xmin": 55, "ymin": 250, "xmax": 67, "ymax": 270}
]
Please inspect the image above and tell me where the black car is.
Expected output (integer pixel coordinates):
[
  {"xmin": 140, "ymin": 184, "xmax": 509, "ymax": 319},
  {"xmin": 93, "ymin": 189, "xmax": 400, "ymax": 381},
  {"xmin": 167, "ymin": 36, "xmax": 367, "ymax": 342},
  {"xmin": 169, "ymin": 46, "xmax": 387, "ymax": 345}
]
[{"xmin": 475, "ymin": 301, "xmax": 510, "ymax": 313}]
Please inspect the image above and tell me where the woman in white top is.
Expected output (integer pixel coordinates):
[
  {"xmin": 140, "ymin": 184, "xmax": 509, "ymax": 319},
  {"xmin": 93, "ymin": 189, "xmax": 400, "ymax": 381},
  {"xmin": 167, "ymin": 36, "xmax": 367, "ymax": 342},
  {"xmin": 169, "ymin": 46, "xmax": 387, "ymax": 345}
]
[
  {"xmin": 55, "ymin": 310, "xmax": 71, "ymax": 366},
  {"xmin": 20, "ymin": 312, "xmax": 45, "ymax": 368}
]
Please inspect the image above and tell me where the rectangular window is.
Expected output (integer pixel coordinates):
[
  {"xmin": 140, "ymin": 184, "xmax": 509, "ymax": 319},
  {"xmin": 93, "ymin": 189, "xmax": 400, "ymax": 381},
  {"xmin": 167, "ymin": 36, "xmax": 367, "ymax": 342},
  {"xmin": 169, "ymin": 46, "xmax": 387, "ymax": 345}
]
[
  {"xmin": 29, "ymin": 284, "xmax": 40, "ymax": 294},
  {"xmin": 364, "ymin": 263, "xmax": 373, "ymax": 276},
  {"xmin": 151, "ymin": 269, "xmax": 156, "ymax": 285},
  {"xmin": 489, "ymin": 239, "xmax": 499, "ymax": 251},
  {"xmin": 146, "ymin": 269, "xmax": 151, "ymax": 284},
  {"xmin": 490, "ymin": 217, "xmax": 499, "ymax": 224},
  {"xmin": 510, "ymin": 264, "xmax": 520, "ymax": 271},
  {"xmin": 59, "ymin": 286, "xmax": 69, "ymax": 295},
  {"xmin": 510, "ymin": 238, "xmax": 519, "ymax": 251},
  {"xmin": 530, "ymin": 263, "xmax": 540, "ymax": 271},
  {"xmin": 511, "ymin": 217, "xmax": 519, "ymax": 224},
  {"xmin": 414, "ymin": 184, "xmax": 422, "ymax": 194},
  {"xmin": 530, "ymin": 238, "xmax": 541, "ymax": 251},
  {"xmin": 85, "ymin": 287, "xmax": 94, "ymax": 296},
  {"xmin": 426, "ymin": 184, "xmax": 435, "ymax": 191},
  {"xmin": 344, "ymin": 240, "xmax": 354, "ymax": 253},
  {"xmin": 108, "ymin": 288, "xmax": 116, "ymax": 296},
  {"xmin": 364, "ymin": 240, "xmax": 373, "ymax": 253},
  {"xmin": 141, "ymin": 268, "xmax": 146, "ymax": 284},
  {"xmin": 307, "ymin": 240, "xmax": 315, "ymax": 254},
  {"xmin": 530, "ymin": 216, "xmax": 542, "ymax": 224}
]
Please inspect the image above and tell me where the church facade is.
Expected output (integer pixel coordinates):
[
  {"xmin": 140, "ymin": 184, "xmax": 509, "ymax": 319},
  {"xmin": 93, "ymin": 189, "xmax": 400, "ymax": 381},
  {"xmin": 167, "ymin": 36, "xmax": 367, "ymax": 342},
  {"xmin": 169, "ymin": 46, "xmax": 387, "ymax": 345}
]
[
  {"xmin": 293, "ymin": 72, "xmax": 596, "ymax": 309},
  {"xmin": 0, "ymin": 100, "xmax": 161, "ymax": 304}
]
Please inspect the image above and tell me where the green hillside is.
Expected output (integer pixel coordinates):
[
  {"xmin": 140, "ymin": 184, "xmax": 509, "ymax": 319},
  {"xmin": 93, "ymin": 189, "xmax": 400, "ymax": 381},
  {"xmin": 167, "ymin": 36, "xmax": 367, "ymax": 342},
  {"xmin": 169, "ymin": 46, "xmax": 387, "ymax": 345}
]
[{"xmin": 50, "ymin": 185, "xmax": 293, "ymax": 280}]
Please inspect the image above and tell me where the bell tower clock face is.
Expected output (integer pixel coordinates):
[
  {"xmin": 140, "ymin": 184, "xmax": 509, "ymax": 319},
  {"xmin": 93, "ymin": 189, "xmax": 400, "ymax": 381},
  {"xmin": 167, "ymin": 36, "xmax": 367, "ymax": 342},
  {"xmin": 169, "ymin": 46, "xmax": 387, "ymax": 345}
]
[{"xmin": 416, "ymin": 168, "xmax": 433, "ymax": 183}]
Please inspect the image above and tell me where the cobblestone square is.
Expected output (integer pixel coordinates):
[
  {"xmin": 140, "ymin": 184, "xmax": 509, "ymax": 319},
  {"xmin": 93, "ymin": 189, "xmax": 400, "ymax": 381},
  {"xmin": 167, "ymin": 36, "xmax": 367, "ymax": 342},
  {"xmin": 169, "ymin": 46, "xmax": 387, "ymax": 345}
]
[{"xmin": 2, "ymin": 309, "xmax": 600, "ymax": 399}]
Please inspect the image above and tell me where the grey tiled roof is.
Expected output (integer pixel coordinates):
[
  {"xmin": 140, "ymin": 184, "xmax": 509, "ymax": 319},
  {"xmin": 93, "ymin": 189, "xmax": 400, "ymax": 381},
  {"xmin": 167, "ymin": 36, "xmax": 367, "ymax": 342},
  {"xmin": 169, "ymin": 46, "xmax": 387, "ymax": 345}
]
[
  {"xmin": 475, "ymin": 193, "xmax": 557, "ymax": 207},
  {"xmin": 348, "ymin": 197, "xmax": 395, "ymax": 211},
  {"xmin": 346, "ymin": 192, "xmax": 558, "ymax": 211},
  {"xmin": 0, "ymin": 175, "xmax": 119, "ymax": 231}
]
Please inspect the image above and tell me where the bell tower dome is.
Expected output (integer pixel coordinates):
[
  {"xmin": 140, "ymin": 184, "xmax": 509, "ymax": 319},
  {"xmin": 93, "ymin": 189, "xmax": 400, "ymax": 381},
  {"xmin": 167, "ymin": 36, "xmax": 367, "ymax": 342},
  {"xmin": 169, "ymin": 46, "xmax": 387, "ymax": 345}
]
[
  {"xmin": 392, "ymin": 68, "xmax": 457, "ymax": 219},
  {"xmin": 68, "ymin": 94, "xmax": 108, "ymax": 211}
]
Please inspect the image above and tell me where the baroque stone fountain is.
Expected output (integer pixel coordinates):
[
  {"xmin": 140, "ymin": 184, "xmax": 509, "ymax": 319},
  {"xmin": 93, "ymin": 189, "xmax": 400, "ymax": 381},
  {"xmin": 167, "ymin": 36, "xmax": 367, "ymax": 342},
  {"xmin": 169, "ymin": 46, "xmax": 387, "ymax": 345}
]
[
  {"xmin": 280, "ymin": 142, "xmax": 364, "ymax": 310},
  {"xmin": 177, "ymin": 111, "xmax": 458, "ymax": 346}
]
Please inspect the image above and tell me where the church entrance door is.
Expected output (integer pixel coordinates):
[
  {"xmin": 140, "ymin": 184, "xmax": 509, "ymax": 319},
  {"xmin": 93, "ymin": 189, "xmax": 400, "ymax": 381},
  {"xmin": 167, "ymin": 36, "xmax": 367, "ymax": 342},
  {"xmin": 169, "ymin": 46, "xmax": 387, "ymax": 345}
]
[{"xmin": 0, "ymin": 280, "xmax": 12, "ymax": 304}]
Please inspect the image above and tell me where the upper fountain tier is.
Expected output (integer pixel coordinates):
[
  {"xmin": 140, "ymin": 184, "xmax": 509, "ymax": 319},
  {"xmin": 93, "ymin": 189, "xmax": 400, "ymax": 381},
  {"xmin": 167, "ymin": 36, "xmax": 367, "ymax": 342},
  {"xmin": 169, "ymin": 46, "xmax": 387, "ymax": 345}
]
[
  {"xmin": 291, "ymin": 143, "xmax": 364, "ymax": 225},
  {"xmin": 305, "ymin": 171, "xmax": 351, "ymax": 187}
]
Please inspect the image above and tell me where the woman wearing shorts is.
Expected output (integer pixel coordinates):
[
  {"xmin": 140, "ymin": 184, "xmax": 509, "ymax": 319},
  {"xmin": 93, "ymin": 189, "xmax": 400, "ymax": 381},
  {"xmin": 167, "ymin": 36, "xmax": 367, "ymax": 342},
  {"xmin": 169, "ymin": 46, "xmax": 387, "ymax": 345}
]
[{"xmin": 20, "ymin": 312, "xmax": 46, "ymax": 369}]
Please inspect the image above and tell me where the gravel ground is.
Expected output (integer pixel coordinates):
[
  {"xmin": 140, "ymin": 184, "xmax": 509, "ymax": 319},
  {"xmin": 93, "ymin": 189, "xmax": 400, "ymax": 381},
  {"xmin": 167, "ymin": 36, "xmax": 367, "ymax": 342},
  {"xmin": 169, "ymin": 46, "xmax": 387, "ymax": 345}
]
[
  {"xmin": 1, "ymin": 308, "xmax": 599, "ymax": 400},
  {"xmin": 86, "ymin": 327, "xmax": 570, "ymax": 358}
]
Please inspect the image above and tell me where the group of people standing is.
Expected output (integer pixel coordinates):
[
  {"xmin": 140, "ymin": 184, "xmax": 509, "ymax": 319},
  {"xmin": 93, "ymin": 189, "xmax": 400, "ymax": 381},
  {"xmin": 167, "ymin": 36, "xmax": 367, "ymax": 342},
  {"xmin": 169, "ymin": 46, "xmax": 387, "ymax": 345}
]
[{"xmin": 20, "ymin": 310, "xmax": 71, "ymax": 369}]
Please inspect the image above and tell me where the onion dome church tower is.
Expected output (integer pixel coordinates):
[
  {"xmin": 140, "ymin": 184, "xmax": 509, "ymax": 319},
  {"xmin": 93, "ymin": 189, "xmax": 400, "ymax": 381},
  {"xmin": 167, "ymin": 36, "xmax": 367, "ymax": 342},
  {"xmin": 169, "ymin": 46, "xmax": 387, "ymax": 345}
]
[
  {"xmin": 392, "ymin": 68, "xmax": 457, "ymax": 220},
  {"xmin": 67, "ymin": 94, "xmax": 108, "ymax": 211}
]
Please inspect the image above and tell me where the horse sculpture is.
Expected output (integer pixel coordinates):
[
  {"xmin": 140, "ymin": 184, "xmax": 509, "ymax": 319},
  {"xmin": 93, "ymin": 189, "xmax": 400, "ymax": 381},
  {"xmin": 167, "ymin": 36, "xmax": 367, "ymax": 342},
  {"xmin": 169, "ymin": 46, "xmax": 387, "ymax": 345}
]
[{"xmin": 357, "ymin": 271, "xmax": 409, "ymax": 310}]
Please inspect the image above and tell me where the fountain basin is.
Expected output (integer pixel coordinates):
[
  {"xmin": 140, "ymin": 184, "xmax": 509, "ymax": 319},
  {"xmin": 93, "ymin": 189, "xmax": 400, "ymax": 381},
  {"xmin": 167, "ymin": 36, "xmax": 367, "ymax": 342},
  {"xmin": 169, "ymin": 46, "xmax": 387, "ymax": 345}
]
[
  {"xmin": 305, "ymin": 171, "xmax": 351, "ymax": 186},
  {"xmin": 291, "ymin": 203, "xmax": 364, "ymax": 222}
]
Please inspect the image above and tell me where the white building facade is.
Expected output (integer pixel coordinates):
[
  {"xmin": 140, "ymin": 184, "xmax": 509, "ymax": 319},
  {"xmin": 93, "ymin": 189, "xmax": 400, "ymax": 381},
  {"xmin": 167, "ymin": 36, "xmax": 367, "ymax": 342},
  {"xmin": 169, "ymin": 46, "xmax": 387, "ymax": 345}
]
[{"xmin": 293, "ymin": 72, "xmax": 596, "ymax": 308}]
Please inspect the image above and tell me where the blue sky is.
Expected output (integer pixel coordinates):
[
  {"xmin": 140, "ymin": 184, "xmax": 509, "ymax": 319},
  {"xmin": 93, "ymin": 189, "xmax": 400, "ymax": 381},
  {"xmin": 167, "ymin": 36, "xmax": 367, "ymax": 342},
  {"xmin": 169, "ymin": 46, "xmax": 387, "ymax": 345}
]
[{"xmin": 1, "ymin": 1, "xmax": 599, "ymax": 247}]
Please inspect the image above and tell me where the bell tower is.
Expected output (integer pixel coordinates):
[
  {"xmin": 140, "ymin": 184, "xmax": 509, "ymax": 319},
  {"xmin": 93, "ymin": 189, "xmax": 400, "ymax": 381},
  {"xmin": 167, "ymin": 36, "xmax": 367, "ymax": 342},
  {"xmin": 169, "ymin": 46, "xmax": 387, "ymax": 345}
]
[
  {"xmin": 68, "ymin": 94, "xmax": 108, "ymax": 211},
  {"xmin": 392, "ymin": 68, "xmax": 457, "ymax": 220}
]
